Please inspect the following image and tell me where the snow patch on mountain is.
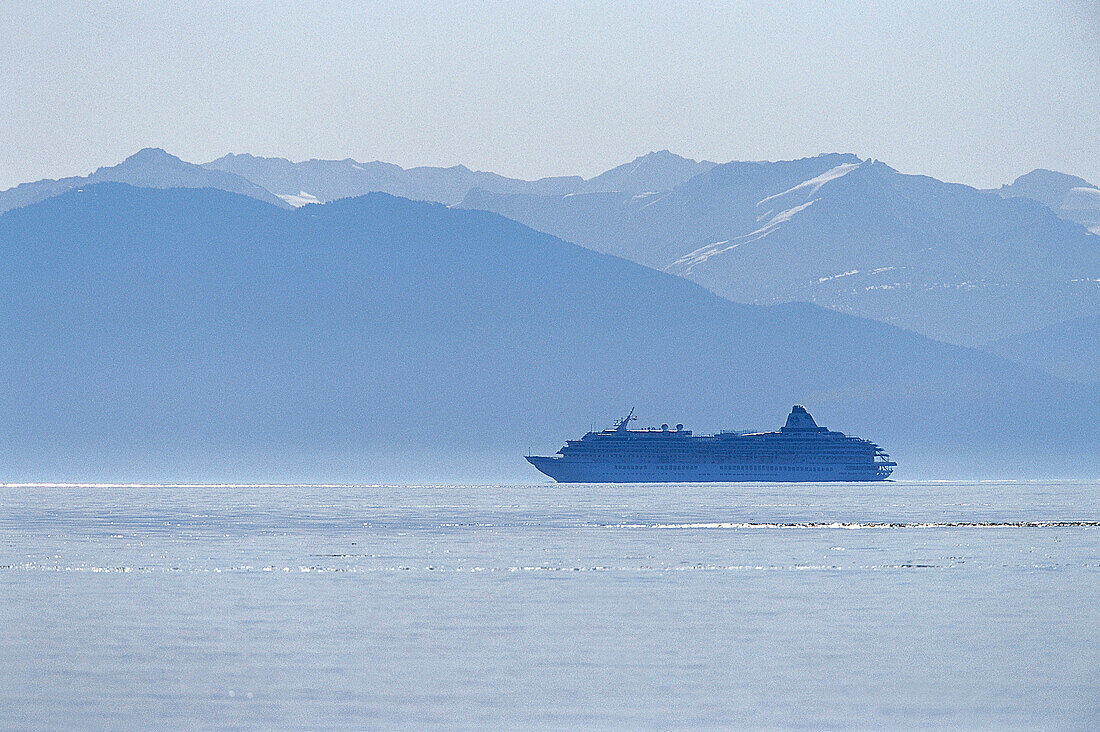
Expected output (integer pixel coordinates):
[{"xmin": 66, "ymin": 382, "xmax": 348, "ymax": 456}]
[
  {"xmin": 757, "ymin": 162, "xmax": 861, "ymax": 207},
  {"xmin": 671, "ymin": 240, "xmax": 740, "ymax": 273},
  {"xmin": 1063, "ymin": 186, "xmax": 1100, "ymax": 210},
  {"xmin": 277, "ymin": 191, "xmax": 322, "ymax": 207},
  {"xmin": 818, "ymin": 270, "xmax": 860, "ymax": 283},
  {"xmin": 755, "ymin": 199, "xmax": 817, "ymax": 230},
  {"xmin": 671, "ymin": 200, "xmax": 818, "ymax": 273},
  {"xmin": 818, "ymin": 267, "xmax": 898, "ymax": 284},
  {"xmin": 668, "ymin": 239, "xmax": 739, "ymax": 270}
]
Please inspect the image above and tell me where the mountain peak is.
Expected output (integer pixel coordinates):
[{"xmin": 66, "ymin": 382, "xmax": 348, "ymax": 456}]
[
  {"xmin": 998, "ymin": 168, "xmax": 1100, "ymax": 230},
  {"xmin": 586, "ymin": 151, "xmax": 717, "ymax": 193},
  {"xmin": 804, "ymin": 152, "xmax": 863, "ymax": 166},
  {"xmin": 1008, "ymin": 168, "xmax": 1095, "ymax": 192},
  {"xmin": 123, "ymin": 147, "xmax": 179, "ymax": 163},
  {"xmin": 630, "ymin": 149, "xmax": 703, "ymax": 167},
  {"xmin": 0, "ymin": 147, "xmax": 293, "ymax": 212},
  {"xmin": 103, "ymin": 148, "xmax": 188, "ymax": 176},
  {"xmin": 208, "ymin": 152, "xmax": 260, "ymax": 164}
]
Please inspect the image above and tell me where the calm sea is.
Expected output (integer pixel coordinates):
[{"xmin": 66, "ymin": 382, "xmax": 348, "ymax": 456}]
[{"xmin": 0, "ymin": 481, "xmax": 1097, "ymax": 729}]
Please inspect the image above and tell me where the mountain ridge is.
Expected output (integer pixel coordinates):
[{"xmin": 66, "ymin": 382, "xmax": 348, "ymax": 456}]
[
  {"xmin": 0, "ymin": 148, "xmax": 289, "ymax": 214},
  {"xmin": 202, "ymin": 149, "xmax": 715, "ymax": 206},
  {"xmin": 461, "ymin": 154, "xmax": 1100, "ymax": 347},
  {"xmin": 5, "ymin": 148, "xmax": 1098, "ymax": 379},
  {"xmin": 996, "ymin": 168, "xmax": 1100, "ymax": 235}
]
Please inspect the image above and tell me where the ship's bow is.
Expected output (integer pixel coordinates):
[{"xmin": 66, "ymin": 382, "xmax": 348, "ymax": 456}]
[{"xmin": 525, "ymin": 455, "xmax": 567, "ymax": 481}]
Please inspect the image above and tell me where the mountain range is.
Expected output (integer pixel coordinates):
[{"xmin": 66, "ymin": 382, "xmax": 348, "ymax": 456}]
[
  {"xmin": 1, "ymin": 147, "xmax": 1097, "ymax": 404},
  {"xmin": 0, "ymin": 183, "xmax": 1096, "ymax": 481},
  {"xmin": 0, "ymin": 148, "xmax": 290, "ymax": 213},
  {"xmin": 202, "ymin": 148, "xmax": 716, "ymax": 206},
  {"xmin": 0, "ymin": 148, "xmax": 717, "ymax": 215},
  {"xmin": 12, "ymin": 147, "xmax": 1089, "ymax": 361},
  {"xmin": 461, "ymin": 155, "xmax": 1100, "ymax": 353}
]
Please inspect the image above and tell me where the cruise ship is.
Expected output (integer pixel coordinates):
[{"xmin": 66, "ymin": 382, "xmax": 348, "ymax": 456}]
[{"xmin": 526, "ymin": 406, "xmax": 895, "ymax": 482}]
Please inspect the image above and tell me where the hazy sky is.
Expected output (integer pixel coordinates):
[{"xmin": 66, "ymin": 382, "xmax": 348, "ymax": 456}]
[{"xmin": 2, "ymin": 0, "xmax": 1098, "ymax": 191}]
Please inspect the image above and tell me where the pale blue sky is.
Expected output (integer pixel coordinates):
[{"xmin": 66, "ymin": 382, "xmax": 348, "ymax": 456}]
[{"xmin": 2, "ymin": 0, "xmax": 1098, "ymax": 191}]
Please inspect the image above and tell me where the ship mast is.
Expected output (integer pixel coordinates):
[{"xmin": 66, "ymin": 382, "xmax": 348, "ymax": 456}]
[{"xmin": 613, "ymin": 407, "xmax": 637, "ymax": 431}]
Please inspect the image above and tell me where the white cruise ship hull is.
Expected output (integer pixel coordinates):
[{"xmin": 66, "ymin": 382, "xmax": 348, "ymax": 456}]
[{"xmin": 525, "ymin": 456, "xmax": 890, "ymax": 483}]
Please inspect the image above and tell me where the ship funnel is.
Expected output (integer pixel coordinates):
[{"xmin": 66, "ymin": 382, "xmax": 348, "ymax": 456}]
[{"xmin": 783, "ymin": 405, "xmax": 821, "ymax": 431}]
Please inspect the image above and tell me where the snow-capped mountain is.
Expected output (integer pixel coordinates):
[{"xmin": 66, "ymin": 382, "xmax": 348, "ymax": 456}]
[
  {"xmin": 0, "ymin": 148, "xmax": 289, "ymax": 214},
  {"xmin": 461, "ymin": 153, "xmax": 864, "ymax": 269},
  {"xmin": 4, "ymin": 148, "xmax": 1097, "ymax": 375},
  {"xmin": 461, "ymin": 155, "xmax": 1100, "ymax": 348}
]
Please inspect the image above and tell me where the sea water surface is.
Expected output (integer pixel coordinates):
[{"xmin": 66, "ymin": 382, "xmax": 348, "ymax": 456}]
[{"xmin": 0, "ymin": 481, "xmax": 1097, "ymax": 729}]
